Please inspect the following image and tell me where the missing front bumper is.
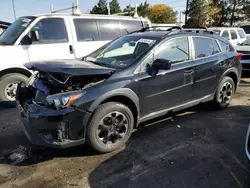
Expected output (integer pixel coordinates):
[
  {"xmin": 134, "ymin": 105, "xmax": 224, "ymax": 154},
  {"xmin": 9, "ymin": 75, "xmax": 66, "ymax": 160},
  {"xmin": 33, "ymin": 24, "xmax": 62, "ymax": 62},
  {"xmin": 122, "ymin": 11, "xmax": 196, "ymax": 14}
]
[{"xmin": 17, "ymin": 101, "xmax": 90, "ymax": 149}]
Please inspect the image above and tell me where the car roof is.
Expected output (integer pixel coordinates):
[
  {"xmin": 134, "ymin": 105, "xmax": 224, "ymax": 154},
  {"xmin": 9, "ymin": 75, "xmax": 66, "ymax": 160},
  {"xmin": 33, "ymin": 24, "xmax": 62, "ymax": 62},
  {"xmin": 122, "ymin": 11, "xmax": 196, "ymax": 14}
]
[{"xmin": 31, "ymin": 13, "xmax": 148, "ymax": 21}]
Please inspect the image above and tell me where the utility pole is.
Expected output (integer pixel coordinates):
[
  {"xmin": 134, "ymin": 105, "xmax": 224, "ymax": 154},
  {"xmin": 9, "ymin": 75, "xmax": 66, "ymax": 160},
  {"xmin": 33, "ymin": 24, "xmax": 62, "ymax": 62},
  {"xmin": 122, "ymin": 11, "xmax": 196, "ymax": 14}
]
[
  {"xmin": 12, "ymin": 0, "xmax": 17, "ymax": 20},
  {"xmin": 185, "ymin": 0, "xmax": 189, "ymax": 24}
]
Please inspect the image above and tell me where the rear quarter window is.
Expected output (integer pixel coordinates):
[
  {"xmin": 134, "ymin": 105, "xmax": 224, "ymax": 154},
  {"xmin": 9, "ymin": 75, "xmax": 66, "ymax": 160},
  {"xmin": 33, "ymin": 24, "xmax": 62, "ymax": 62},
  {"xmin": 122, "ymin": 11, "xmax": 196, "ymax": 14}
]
[
  {"xmin": 237, "ymin": 29, "xmax": 246, "ymax": 39},
  {"xmin": 218, "ymin": 40, "xmax": 234, "ymax": 52}
]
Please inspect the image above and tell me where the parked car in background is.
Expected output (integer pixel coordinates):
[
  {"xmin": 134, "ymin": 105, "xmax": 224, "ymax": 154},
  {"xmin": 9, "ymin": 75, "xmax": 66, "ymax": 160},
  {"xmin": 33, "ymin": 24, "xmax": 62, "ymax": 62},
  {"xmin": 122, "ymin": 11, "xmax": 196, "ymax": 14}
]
[
  {"xmin": 16, "ymin": 27, "xmax": 242, "ymax": 153},
  {"xmin": 0, "ymin": 13, "xmax": 151, "ymax": 102},
  {"xmin": 209, "ymin": 27, "xmax": 247, "ymax": 47},
  {"xmin": 240, "ymin": 24, "xmax": 250, "ymax": 39},
  {"xmin": 0, "ymin": 21, "xmax": 11, "ymax": 35},
  {"xmin": 246, "ymin": 124, "xmax": 250, "ymax": 160},
  {"xmin": 235, "ymin": 38, "xmax": 250, "ymax": 71}
]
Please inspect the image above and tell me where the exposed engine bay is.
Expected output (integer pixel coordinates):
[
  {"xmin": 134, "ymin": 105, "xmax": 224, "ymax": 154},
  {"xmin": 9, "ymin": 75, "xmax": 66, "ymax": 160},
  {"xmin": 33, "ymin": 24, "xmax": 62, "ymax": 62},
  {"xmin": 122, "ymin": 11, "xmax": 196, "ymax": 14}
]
[
  {"xmin": 18, "ymin": 59, "xmax": 115, "ymax": 109},
  {"xmin": 34, "ymin": 71, "xmax": 109, "ymax": 94}
]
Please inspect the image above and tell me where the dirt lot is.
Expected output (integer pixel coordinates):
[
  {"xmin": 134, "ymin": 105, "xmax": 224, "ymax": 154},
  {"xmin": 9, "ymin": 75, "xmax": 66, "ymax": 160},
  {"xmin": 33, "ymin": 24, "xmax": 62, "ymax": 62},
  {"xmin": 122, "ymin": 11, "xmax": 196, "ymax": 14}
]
[{"xmin": 0, "ymin": 77, "xmax": 250, "ymax": 188}]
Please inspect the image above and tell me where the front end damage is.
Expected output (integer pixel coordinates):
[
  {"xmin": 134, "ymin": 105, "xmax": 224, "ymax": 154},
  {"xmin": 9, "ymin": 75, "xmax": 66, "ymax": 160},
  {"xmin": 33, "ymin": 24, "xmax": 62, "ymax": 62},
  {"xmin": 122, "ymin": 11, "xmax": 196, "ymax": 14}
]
[{"xmin": 16, "ymin": 60, "xmax": 114, "ymax": 148}]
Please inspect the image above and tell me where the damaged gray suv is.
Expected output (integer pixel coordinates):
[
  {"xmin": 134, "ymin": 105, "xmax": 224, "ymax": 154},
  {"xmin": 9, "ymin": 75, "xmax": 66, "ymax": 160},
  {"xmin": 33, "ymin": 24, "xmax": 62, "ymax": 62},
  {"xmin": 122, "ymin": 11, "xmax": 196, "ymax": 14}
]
[{"xmin": 17, "ymin": 27, "xmax": 242, "ymax": 153}]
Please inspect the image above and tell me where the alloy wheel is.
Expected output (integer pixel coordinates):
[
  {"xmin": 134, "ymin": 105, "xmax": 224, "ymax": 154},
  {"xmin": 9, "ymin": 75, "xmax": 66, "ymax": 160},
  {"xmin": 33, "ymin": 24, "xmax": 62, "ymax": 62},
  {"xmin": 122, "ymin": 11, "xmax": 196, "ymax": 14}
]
[
  {"xmin": 97, "ymin": 111, "xmax": 129, "ymax": 145},
  {"xmin": 219, "ymin": 82, "xmax": 233, "ymax": 105}
]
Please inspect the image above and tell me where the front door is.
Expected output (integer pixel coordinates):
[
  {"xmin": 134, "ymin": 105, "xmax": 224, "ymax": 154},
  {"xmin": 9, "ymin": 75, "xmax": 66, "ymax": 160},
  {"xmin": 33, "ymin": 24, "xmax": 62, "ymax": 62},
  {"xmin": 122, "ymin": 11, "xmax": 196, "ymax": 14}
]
[
  {"xmin": 26, "ymin": 17, "xmax": 75, "ymax": 61},
  {"xmin": 137, "ymin": 37, "xmax": 195, "ymax": 117}
]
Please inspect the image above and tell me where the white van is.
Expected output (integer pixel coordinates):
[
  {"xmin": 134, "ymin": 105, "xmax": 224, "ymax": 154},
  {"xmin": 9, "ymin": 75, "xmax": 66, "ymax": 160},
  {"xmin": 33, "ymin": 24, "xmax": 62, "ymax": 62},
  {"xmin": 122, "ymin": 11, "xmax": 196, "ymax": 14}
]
[
  {"xmin": 209, "ymin": 27, "xmax": 247, "ymax": 47},
  {"xmin": 0, "ymin": 13, "xmax": 151, "ymax": 102}
]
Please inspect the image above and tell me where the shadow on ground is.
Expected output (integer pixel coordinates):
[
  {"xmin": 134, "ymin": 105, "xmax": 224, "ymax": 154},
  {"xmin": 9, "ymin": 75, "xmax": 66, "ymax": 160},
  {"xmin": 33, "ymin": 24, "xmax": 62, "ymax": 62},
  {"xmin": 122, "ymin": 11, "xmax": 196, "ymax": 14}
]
[
  {"xmin": 0, "ymin": 104, "xmax": 250, "ymax": 187},
  {"xmin": 88, "ymin": 105, "xmax": 250, "ymax": 188}
]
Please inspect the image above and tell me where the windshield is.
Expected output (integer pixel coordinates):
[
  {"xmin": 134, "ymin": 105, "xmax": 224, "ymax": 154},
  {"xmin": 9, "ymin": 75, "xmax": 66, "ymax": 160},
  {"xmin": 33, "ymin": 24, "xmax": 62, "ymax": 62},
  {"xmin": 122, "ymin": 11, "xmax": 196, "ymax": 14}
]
[
  {"xmin": 85, "ymin": 35, "xmax": 159, "ymax": 69},
  {"xmin": 0, "ymin": 16, "xmax": 36, "ymax": 45}
]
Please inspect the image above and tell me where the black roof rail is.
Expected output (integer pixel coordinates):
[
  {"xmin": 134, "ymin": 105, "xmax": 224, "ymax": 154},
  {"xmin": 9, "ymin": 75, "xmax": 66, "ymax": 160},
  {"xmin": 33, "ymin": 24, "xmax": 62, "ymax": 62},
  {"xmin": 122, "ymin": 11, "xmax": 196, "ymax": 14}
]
[{"xmin": 128, "ymin": 26, "xmax": 183, "ymax": 35}]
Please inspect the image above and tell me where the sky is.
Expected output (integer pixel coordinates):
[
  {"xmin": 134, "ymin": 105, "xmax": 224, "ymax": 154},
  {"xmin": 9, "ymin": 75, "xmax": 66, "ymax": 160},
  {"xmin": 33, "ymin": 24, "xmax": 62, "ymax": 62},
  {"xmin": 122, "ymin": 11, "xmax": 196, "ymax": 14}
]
[{"xmin": 0, "ymin": 0, "xmax": 186, "ymax": 23}]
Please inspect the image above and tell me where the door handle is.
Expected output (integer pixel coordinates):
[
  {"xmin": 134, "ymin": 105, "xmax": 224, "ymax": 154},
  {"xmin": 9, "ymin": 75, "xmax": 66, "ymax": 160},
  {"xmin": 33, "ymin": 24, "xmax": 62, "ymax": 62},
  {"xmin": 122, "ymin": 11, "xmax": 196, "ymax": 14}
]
[
  {"xmin": 184, "ymin": 69, "xmax": 194, "ymax": 75},
  {"xmin": 69, "ymin": 45, "xmax": 74, "ymax": 54}
]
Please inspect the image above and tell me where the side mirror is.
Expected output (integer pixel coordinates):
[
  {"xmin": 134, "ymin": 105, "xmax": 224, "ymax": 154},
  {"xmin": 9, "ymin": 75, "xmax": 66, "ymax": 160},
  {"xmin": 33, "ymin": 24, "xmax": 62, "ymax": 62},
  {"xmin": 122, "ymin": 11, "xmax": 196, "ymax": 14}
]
[
  {"xmin": 152, "ymin": 59, "xmax": 171, "ymax": 70},
  {"xmin": 147, "ymin": 59, "xmax": 171, "ymax": 76},
  {"xmin": 30, "ymin": 30, "xmax": 39, "ymax": 42}
]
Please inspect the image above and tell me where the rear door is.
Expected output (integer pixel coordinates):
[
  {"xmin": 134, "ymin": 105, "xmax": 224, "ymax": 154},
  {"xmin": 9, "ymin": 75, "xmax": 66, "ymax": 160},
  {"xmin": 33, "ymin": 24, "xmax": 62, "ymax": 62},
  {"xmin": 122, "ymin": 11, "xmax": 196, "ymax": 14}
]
[
  {"xmin": 137, "ymin": 37, "xmax": 194, "ymax": 116},
  {"xmin": 192, "ymin": 37, "xmax": 222, "ymax": 99},
  {"xmin": 26, "ymin": 17, "xmax": 75, "ymax": 61}
]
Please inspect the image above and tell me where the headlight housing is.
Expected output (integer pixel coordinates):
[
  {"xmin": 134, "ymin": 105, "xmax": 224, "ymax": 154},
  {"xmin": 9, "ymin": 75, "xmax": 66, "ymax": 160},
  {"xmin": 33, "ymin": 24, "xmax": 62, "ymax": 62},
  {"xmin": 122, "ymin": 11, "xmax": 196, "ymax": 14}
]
[{"xmin": 46, "ymin": 91, "xmax": 84, "ymax": 109}]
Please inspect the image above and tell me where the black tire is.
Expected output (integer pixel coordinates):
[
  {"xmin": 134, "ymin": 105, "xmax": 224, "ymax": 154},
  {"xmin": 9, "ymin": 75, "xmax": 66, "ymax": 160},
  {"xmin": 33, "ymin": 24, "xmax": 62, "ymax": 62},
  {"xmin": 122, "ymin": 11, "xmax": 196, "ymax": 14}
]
[
  {"xmin": 212, "ymin": 76, "xmax": 235, "ymax": 109},
  {"xmin": 86, "ymin": 102, "xmax": 134, "ymax": 153},
  {"xmin": 0, "ymin": 73, "xmax": 29, "ymax": 102}
]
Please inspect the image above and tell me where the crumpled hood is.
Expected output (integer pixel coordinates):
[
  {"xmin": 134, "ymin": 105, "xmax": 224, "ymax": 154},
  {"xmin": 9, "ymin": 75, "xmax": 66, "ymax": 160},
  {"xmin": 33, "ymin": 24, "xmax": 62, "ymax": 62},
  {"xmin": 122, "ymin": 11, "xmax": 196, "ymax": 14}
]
[{"xmin": 24, "ymin": 59, "xmax": 115, "ymax": 76}]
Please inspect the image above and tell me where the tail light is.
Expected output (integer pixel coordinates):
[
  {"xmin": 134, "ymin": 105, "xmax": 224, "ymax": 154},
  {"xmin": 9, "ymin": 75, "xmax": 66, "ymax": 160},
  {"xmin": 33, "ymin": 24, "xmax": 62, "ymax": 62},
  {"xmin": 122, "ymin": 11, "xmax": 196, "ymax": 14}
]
[{"xmin": 236, "ymin": 53, "xmax": 242, "ymax": 61}]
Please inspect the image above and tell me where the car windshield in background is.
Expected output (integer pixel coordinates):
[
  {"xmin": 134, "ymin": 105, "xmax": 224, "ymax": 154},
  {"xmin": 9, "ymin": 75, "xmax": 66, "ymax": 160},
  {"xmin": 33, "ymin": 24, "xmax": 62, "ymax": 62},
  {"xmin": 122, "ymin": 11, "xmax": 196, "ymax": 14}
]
[
  {"xmin": 0, "ymin": 16, "xmax": 36, "ymax": 45},
  {"xmin": 85, "ymin": 35, "xmax": 159, "ymax": 69}
]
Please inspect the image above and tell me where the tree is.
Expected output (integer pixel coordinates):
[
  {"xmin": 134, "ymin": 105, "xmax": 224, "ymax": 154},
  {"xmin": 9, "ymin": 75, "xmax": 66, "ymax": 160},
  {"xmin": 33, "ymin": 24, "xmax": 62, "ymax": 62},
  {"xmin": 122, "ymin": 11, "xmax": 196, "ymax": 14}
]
[
  {"xmin": 90, "ymin": 0, "xmax": 108, "ymax": 14},
  {"xmin": 123, "ymin": 1, "xmax": 150, "ymax": 17},
  {"xmin": 186, "ymin": 0, "xmax": 210, "ymax": 27},
  {"xmin": 109, "ymin": 0, "xmax": 121, "ymax": 14},
  {"xmin": 148, "ymin": 4, "xmax": 177, "ymax": 24}
]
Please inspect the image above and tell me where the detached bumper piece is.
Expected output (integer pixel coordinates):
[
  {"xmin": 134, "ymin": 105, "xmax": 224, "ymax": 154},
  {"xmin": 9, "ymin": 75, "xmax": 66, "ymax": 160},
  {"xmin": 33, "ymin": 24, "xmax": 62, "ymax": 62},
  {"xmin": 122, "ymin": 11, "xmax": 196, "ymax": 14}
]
[
  {"xmin": 16, "ymin": 87, "xmax": 90, "ymax": 149},
  {"xmin": 246, "ymin": 125, "xmax": 250, "ymax": 160}
]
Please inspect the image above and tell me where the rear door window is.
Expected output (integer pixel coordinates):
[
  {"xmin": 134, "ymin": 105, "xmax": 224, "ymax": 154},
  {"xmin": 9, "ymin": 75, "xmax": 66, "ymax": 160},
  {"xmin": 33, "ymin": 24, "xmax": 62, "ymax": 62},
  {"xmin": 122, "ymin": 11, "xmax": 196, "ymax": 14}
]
[
  {"xmin": 193, "ymin": 37, "xmax": 221, "ymax": 58},
  {"xmin": 73, "ymin": 19, "xmax": 99, "ymax": 41},
  {"xmin": 96, "ymin": 19, "xmax": 120, "ymax": 41},
  {"xmin": 230, "ymin": 29, "xmax": 238, "ymax": 39},
  {"xmin": 119, "ymin": 20, "xmax": 143, "ymax": 35},
  {"xmin": 218, "ymin": 40, "xmax": 234, "ymax": 52},
  {"xmin": 237, "ymin": 29, "xmax": 246, "ymax": 38}
]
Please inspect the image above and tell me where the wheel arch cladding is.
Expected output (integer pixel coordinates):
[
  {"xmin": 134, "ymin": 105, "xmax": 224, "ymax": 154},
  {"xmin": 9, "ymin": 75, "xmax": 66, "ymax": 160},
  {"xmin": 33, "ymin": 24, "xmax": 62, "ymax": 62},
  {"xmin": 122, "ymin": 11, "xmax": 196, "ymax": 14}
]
[
  {"xmin": 0, "ymin": 68, "xmax": 32, "ymax": 78},
  {"xmin": 89, "ymin": 88, "xmax": 140, "ymax": 127}
]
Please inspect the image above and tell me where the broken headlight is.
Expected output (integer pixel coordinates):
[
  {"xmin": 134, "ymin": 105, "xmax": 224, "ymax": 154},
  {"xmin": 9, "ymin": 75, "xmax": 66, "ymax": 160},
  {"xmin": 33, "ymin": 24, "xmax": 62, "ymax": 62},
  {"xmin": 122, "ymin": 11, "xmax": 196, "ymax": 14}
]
[{"xmin": 46, "ymin": 91, "xmax": 85, "ymax": 109}]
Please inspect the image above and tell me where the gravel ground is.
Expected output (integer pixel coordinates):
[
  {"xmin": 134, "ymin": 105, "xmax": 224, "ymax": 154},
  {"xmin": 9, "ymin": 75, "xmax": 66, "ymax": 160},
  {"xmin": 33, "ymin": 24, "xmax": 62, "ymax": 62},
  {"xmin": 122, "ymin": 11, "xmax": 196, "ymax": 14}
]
[{"xmin": 0, "ymin": 77, "xmax": 250, "ymax": 188}]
